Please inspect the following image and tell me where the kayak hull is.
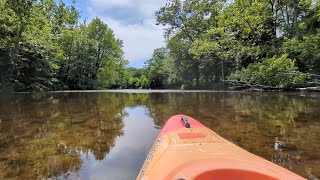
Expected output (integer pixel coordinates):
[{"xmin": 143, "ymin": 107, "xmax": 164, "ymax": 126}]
[{"xmin": 137, "ymin": 115, "xmax": 305, "ymax": 180}]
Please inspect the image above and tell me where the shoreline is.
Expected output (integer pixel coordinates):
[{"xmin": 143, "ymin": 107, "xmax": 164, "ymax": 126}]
[{"xmin": 3, "ymin": 88, "xmax": 318, "ymax": 94}]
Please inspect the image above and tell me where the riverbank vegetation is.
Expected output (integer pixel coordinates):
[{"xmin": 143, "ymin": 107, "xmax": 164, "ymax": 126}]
[
  {"xmin": 0, "ymin": 0, "xmax": 127, "ymax": 92},
  {"xmin": 148, "ymin": 0, "xmax": 320, "ymax": 90},
  {"xmin": 1, "ymin": 0, "xmax": 320, "ymax": 92}
]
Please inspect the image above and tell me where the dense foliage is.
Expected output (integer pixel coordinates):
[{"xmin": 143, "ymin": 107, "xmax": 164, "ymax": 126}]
[
  {"xmin": 0, "ymin": 0, "xmax": 127, "ymax": 92},
  {"xmin": 1, "ymin": 0, "xmax": 319, "ymax": 91},
  {"xmin": 229, "ymin": 56, "xmax": 305, "ymax": 88},
  {"xmin": 143, "ymin": 0, "xmax": 320, "ymax": 89}
]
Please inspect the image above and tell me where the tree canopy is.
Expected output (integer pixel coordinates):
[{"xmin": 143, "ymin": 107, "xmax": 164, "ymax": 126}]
[
  {"xmin": 0, "ymin": 0, "xmax": 127, "ymax": 92},
  {"xmin": 1, "ymin": 0, "xmax": 320, "ymax": 91},
  {"xmin": 144, "ymin": 0, "xmax": 320, "ymax": 89}
]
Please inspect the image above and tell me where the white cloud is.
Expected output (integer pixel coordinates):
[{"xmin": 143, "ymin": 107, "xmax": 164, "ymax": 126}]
[
  {"xmin": 86, "ymin": 0, "xmax": 166, "ymax": 67},
  {"xmin": 88, "ymin": 0, "xmax": 164, "ymax": 17},
  {"xmin": 101, "ymin": 17, "xmax": 165, "ymax": 65},
  {"xmin": 89, "ymin": 0, "xmax": 134, "ymax": 8}
]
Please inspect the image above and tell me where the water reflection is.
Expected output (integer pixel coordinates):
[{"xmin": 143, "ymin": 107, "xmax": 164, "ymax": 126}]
[
  {"xmin": 0, "ymin": 92, "xmax": 319, "ymax": 179},
  {"xmin": 0, "ymin": 93, "xmax": 126, "ymax": 179},
  {"xmin": 76, "ymin": 107, "xmax": 159, "ymax": 179}
]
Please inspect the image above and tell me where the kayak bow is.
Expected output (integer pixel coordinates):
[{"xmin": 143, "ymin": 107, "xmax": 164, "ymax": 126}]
[{"xmin": 137, "ymin": 115, "xmax": 305, "ymax": 180}]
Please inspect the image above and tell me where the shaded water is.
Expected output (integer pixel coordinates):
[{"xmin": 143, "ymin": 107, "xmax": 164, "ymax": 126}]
[{"xmin": 0, "ymin": 91, "xmax": 319, "ymax": 179}]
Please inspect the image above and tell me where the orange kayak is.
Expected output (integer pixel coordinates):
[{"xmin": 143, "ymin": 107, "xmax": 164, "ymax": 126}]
[{"xmin": 137, "ymin": 115, "xmax": 305, "ymax": 180}]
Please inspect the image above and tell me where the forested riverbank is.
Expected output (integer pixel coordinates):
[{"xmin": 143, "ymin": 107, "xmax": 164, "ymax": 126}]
[
  {"xmin": 146, "ymin": 0, "xmax": 320, "ymax": 90},
  {"xmin": 0, "ymin": 0, "xmax": 129, "ymax": 92},
  {"xmin": 1, "ymin": 0, "xmax": 320, "ymax": 92}
]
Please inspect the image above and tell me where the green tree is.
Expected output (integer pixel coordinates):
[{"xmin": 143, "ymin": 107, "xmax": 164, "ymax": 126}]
[
  {"xmin": 145, "ymin": 47, "xmax": 174, "ymax": 88},
  {"xmin": 156, "ymin": 0, "xmax": 225, "ymax": 88},
  {"xmin": 0, "ymin": 0, "xmax": 128, "ymax": 92},
  {"xmin": 57, "ymin": 17, "xmax": 126, "ymax": 90},
  {"xmin": 0, "ymin": 0, "xmax": 80, "ymax": 91},
  {"xmin": 284, "ymin": 33, "xmax": 320, "ymax": 74},
  {"xmin": 154, "ymin": 0, "xmax": 319, "ymax": 89},
  {"xmin": 228, "ymin": 55, "xmax": 306, "ymax": 88},
  {"xmin": 139, "ymin": 75, "xmax": 149, "ymax": 89}
]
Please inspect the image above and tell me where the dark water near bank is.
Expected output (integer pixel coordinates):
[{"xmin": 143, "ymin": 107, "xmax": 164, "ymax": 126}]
[{"xmin": 0, "ymin": 91, "xmax": 319, "ymax": 179}]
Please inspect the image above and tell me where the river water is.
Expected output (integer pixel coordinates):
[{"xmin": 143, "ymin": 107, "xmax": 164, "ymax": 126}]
[{"xmin": 0, "ymin": 91, "xmax": 319, "ymax": 179}]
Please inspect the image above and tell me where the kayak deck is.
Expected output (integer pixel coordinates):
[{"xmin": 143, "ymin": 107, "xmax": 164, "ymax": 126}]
[{"xmin": 137, "ymin": 115, "xmax": 305, "ymax": 180}]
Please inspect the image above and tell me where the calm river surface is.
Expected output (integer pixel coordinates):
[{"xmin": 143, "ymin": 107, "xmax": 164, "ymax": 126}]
[{"xmin": 0, "ymin": 91, "xmax": 319, "ymax": 179}]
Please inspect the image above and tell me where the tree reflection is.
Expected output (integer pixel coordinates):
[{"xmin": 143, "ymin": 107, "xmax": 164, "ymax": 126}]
[
  {"xmin": 0, "ymin": 92, "xmax": 319, "ymax": 179},
  {"xmin": 230, "ymin": 93, "xmax": 320, "ymax": 179},
  {"xmin": 0, "ymin": 93, "xmax": 126, "ymax": 179},
  {"xmin": 232, "ymin": 94, "xmax": 310, "ymax": 127},
  {"xmin": 145, "ymin": 92, "xmax": 320, "ymax": 179},
  {"xmin": 146, "ymin": 92, "xmax": 230, "ymax": 127}
]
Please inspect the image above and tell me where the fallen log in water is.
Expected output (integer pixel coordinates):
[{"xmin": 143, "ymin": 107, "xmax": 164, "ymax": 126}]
[
  {"xmin": 287, "ymin": 82, "xmax": 320, "ymax": 88},
  {"xmin": 223, "ymin": 80, "xmax": 283, "ymax": 91},
  {"xmin": 282, "ymin": 72, "xmax": 320, "ymax": 79},
  {"xmin": 298, "ymin": 87, "xmax": 320, "ymax": 92},
  {"xmin": 224, "ymin": 80, "xmax": 320, "ymax": 92}
]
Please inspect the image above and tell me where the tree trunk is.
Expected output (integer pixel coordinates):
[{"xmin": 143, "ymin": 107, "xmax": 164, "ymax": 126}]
[
  {"xmin": 0, "ymin": 73, "xmax": 5, "ymax": 87},
  {"xmin": 293, "ymin": 0, "xmax": 299, "ymax": 37},
  {"xmin": 221, "ymin": 60, "xmax": 224, "ymax": 81},
  {"xmin": 195, "ymin": 61, "xmax": 200, "ymax": 87}
]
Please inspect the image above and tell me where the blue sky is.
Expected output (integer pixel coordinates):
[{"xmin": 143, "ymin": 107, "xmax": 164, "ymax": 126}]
[{"xmin": 65, "ymin": 0, "xmax": 166, "ymax": 68}]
